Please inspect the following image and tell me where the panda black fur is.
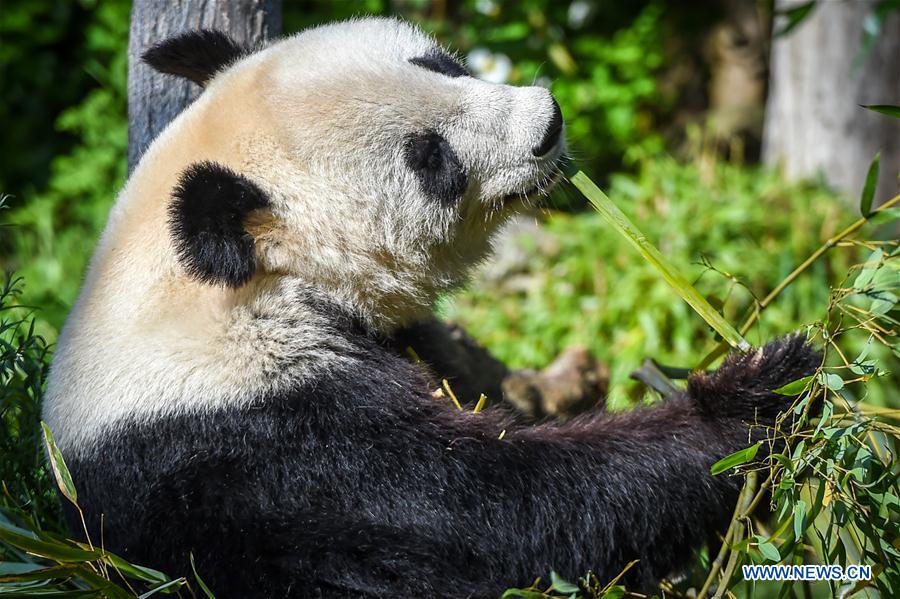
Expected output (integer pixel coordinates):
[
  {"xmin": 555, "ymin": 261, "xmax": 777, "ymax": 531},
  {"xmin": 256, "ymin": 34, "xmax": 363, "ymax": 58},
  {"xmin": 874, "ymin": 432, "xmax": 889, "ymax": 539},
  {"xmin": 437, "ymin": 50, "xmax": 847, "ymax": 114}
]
[{"xmin": 43, "ymin": 18, "xmax": 820, "ymax": 598}]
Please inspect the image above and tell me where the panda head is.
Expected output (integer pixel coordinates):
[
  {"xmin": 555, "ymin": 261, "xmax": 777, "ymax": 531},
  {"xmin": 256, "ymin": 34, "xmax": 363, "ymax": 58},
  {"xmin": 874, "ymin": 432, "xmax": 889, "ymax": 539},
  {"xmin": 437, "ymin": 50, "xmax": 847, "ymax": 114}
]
[{"xmin": 140, "ymin": 18, "xmax": 566, "ymax": 330}]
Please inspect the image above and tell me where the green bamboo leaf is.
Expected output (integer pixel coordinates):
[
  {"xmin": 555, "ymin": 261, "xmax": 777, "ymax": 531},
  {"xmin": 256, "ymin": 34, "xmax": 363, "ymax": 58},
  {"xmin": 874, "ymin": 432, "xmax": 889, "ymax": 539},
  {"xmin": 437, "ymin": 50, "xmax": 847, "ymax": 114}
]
[
  {"xmin": 0, "ymin": 564, "xmax": 78, "ymax": 583},
  {"xmin": 76, "ymin": 566, "xmax": 135, "ymax": 599},
  {"xmin": 870, "ymin": 291, "xmax": 897, "ymax": 315},
  {"xmin": 600, "ymin": 587, "xmax": 626, "ymax": 599},
  {"xmin": 549, "ymin": 571, "xmax": 579, "ymax": 593},
  {"xmin": 793, "ymin": 499, "xmax": 808, "ymax": 540},
  {"xmin": 775, "ymin": 1, "xmax": 817, "ymax": 37},
  {"xmin": 818, "ymin": 372, "xmax": 845, "ymax": 391},
  {"xmin": 853, "ymin": 249, "xmax": 883, "ymax": 290},
  {"xmin": 139, "ymin": 577, "xmax": 189, "ymax": 598},
  {"xmin": 0, "ymin": 591, "xmax": 101, "ymax": 598},
  {"xmin": 500, "ymin": 590, "xmax": 550, "ymax": 599},
  {"xmin": 570, "ymin": 171, "xmax": 749, "ymax": 351},
  {"xmin": 0, "ymin": 562, "xmax": 45, "ymax": 576},
  {"xmin": 757, "ymin": 540, "xmax": 781, "ymax": 562},
  {"xmin": 711, "ymin": 443, "xmax": 761, "ymax": 475},
  {"xmin": 105, "ymin": 553, "xmax": 169, "ymax": 584},
  {"xmin": 774, "ymin": 375, "xmax": 813, "ymax": 396},
  {"xmin": 863, "ymin": 104, "xmax": 900, "ymax": 118},
  {"xmin": 191, "ymin": 553, "xmax": 217, "ymax": 599},
  {"xmin": 0, "ymin": 525, "xmax": 100, "ymax": 562},
  {"xmin": 41, "ymin": 422, "xmax": 77, "ymax": 506},
  {"xmin": 753, "ymin": 535, "xmax": 781, "ymax": 562},
  {"xmin": 869, "ymin": 206, "xmax": 900, "ymax": 225},
  {"xmin": 860, "ymin": 153, "xmax": 880, "ymax": 217}
]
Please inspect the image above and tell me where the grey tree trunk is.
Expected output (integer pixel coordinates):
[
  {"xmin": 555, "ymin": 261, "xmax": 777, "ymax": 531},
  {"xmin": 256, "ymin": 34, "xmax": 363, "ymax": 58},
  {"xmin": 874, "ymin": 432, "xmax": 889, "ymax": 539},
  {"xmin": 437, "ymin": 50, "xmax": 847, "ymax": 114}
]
[
  {"xmin": 127, "ymin": 0, "xmax": 282, "ymax": 171},
  {"xmin": 762, "ymin": 0, "xmax": 900, "ymax": 207}
]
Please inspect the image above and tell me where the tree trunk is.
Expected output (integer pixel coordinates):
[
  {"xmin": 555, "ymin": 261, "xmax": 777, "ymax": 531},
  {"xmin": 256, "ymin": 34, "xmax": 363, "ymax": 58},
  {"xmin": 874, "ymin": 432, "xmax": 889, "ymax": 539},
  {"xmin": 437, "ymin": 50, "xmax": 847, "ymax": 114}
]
[
  {"xmin": 127, "ymin": 0, "xmax": 282, "ymax": 171},
  {"xmin": 763, "ymin": 0, "xmax": 900, "ymax": 207}
]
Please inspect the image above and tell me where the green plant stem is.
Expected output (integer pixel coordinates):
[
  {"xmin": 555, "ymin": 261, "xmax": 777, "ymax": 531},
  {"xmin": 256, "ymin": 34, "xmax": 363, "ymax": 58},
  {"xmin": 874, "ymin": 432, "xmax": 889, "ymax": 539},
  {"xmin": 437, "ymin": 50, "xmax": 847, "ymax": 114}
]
[
  {"xmin": 712, "ymin": 471, "xmax": 759, "ymax": 599},
  {"xmin": 698, "ymin": 472, "xmax": 759, "ymax": 598},
  {"xmin": 570, "ymin": 170, "xmax": 750, "ymax": 351},
  {"xmin": 697, "ymin": 192, "xmax": 900, "ymax": 369}
]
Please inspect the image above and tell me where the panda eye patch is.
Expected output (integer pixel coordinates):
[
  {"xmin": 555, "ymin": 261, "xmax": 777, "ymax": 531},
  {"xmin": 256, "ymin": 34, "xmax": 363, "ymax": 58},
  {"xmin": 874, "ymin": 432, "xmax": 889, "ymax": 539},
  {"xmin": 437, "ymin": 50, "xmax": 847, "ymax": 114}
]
[
  {"xmin": 404, "ymin": 132, "xmax": 443, "ymax": 171},
  {"xmin": 404, "ymin": 131, "xmax": 466, "ymax": 205},
  {"xmin": 409, "ymin": 51, "xmax": 469, "ymax": 78}
]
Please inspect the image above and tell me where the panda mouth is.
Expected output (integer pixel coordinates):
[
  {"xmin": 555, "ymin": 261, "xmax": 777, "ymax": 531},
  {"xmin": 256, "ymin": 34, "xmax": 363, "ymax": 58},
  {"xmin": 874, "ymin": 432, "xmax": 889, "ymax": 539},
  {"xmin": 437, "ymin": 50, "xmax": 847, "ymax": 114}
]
[{"xmin": 502, "ymin": 170, "xmax": 564, "ymax": 203}]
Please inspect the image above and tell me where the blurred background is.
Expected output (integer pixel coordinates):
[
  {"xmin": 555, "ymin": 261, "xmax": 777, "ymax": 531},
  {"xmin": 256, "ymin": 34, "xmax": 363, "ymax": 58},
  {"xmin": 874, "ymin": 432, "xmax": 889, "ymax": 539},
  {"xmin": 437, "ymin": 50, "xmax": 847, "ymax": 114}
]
[{"xmin": 1, "ymin": 0, "xmax": 898, "ymax": 406}]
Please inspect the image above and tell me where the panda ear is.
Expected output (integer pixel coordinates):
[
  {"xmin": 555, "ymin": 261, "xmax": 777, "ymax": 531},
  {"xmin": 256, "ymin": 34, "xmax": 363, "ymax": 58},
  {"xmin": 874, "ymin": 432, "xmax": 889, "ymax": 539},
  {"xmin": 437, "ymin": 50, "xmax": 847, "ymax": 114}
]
[
  {"xmin": 169, "ymin": 162, "xmax": 270, "ymax": 288},
  {"xmin": 142, "ymin": 30, "xmax": 249, "ymax": 86}
]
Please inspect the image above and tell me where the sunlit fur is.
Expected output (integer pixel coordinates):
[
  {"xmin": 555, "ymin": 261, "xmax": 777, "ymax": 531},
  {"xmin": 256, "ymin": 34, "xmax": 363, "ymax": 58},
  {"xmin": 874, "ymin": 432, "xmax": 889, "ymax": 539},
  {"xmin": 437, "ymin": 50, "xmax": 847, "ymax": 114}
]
[{"xmin": 44, "ymin": 18, "xmax": 563, "ymax": 452}]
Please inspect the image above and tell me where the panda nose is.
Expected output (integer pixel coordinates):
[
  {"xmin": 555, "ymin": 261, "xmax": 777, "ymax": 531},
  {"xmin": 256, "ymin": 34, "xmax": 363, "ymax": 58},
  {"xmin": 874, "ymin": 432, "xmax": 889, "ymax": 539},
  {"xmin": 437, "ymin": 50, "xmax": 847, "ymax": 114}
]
[{"xmin": 532, "ymin": 97, "xmax": 563, "ymax": 157}]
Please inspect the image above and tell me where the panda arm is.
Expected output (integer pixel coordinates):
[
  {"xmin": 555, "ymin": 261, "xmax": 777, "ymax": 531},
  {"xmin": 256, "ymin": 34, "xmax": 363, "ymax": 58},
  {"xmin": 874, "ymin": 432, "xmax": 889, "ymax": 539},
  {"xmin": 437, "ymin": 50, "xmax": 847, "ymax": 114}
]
[
  {"xmin": 390, "ymin": 316, "xmax": 510, "ymax": 404},
  {"xmin": 296, "ymin": 333, "xmax": 818, "ymax": 595}
]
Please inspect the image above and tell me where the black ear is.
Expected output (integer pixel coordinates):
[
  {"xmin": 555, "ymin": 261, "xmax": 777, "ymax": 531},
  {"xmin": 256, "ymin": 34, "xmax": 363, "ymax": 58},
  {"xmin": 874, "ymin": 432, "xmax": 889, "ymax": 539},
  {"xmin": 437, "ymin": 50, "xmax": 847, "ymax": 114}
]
[
  {"xmin": 169, "ymin": 162, "xmax": 270, "ymax": 287},
  {"xmin": 142, "ymin": 30, "xmax": 249, "ymax": 86}
]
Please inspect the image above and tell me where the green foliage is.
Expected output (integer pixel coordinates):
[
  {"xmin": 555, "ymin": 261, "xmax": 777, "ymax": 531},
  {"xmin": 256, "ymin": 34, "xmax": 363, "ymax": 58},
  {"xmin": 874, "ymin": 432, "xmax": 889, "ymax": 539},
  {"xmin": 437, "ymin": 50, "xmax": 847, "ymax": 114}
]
[
  {"xmin": 0, "ymin": 1, "xmax": 100, "ymax": 193},
  {"xmin": 0, "ymin": 246, "xmax": 59, "ymax": 531},
  {"xmin": 0, "ymin": 505, "xmax": 195, "ymax": 597},
  {"xmin": 709, "ymin": 244, "xmax": 900, "ymax": 599},
  {"xmin": 1, "ymin": 0, "xmax": 129, "ymax": 337}
]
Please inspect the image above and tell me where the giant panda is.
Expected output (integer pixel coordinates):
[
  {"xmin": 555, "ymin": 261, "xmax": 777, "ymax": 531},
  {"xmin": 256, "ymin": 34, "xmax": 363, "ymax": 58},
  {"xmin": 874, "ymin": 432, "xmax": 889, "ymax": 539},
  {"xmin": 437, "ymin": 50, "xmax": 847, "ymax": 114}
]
[{"xmin": 43, "ymin": 17, "xmax": 819, "ymax": 599}]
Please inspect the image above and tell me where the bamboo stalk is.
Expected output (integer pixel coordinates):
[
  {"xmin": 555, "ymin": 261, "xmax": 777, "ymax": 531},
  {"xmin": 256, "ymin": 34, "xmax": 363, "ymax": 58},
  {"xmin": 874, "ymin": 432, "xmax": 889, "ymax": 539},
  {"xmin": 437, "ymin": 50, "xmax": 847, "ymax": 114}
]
[
  {"xmin": 698, "ymin": 471, "xmax": 759, "ymax": 598},
  {"xmin": 570, "ymin": 170, "xmax": 750, "ymax": 351}
]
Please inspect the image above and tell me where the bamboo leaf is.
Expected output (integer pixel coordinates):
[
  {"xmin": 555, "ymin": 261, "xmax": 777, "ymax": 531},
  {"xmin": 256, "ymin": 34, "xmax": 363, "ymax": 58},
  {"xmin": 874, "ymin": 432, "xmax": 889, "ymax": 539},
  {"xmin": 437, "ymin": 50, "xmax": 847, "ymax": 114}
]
[
  {"xmin": 0, "ymin": 564, "xmax": 78, "ymax": 583},
  {"xmin": 40, "ymin": 422, "xmax": 77, "ymax": 506},
  {"xmin": 711, "ymin": 443, "xmax": 761, "ymax": 475},
  {"xmin": 775, "ymin": 1, "xmax": 817, "ymax": 37},
  {"xmin": 757, "ymin": 540, "xmax": 782, "ymax": 562},
  {"xmin": 0, "ymin": 525, "xmax": 100, "ymax": 563},
  {"xmin": 138, "ymin": 577, "xmax": 188, "ymax": 598},
  {"xmin": 862, "ymin": 104, "xmax": 900, "ymax": 118},
  {"xmin": 818, "ymin": 372, "xmax": 844, "ymax": 391},
  {"xmin": 549, "ymin": 571, "xmax": 579, "ymax": 593},
  {"xmin": 190, "ymin": 553, "xmax": 217, "ymax": 599},
  {"xmin": 600, "ymin": 587, "xmax": 626, "ymax": 599},
  {"xmin": 500, "ymin": 590, "xmax": 549, "ymax": 599},
  {"xmin": 793, "ymin": 499, "xmax": 808, "ymax": 540},
  {"xmin": 774, "ymin": 375, "xmax": 813, "ymax": 396},
  {"xmin": 570, "ymin": 171, "xmax": 749, "ymax": 351},
  {"xmin": 860, "ymin": 153, "xmax": 880, "ymax": 217},
  {"xmin": 105, "ymin": 553, "xmax": 169, "ymax": 585}
]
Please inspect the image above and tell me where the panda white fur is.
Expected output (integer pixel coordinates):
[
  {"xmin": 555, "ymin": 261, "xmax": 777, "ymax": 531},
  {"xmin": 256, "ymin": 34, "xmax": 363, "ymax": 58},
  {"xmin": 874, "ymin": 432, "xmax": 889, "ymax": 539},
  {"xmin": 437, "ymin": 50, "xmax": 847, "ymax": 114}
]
[{"xmin": 43, "ymin": 18, "xmax": 819, "ymax": 598}]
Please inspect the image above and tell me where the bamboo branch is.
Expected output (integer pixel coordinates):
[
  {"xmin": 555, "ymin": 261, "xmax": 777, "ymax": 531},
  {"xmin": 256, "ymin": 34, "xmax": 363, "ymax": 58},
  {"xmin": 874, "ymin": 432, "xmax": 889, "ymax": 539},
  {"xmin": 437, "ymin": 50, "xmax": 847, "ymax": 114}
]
[
  {"xmin": 712, "ymin": 471, "xmax": 759, "ymax": 599},
  {"xmin": 698, "ymin": 472, "xmax": 759, "ymax": 598},
  {"xmin": 570, "ymin": 170, "xmax": 750, "ymax": 351},
  {"xmin": 697, "ymin": 192, "xmax": 900, "ymax": 369}
]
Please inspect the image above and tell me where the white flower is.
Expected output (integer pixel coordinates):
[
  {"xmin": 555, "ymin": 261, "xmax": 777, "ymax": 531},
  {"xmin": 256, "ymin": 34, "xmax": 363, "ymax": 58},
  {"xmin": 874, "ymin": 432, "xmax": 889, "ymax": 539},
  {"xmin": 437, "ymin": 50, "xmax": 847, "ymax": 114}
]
[{"xmin": 467, "ymin": 48, "xmax": 513, "ymax": 84}]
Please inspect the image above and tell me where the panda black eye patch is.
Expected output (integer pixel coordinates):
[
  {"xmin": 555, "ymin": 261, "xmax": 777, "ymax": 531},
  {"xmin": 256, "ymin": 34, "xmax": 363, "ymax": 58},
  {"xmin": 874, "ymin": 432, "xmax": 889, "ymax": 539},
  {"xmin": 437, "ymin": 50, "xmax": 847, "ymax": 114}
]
[
  {"xmin": 409, "ymin": 51, "xmax": 469, "ymax": 78},
  {"xmin": 404, "ymin": 131, "xmax": 467, "ymax": 206}
]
